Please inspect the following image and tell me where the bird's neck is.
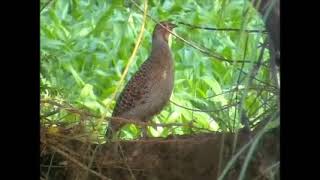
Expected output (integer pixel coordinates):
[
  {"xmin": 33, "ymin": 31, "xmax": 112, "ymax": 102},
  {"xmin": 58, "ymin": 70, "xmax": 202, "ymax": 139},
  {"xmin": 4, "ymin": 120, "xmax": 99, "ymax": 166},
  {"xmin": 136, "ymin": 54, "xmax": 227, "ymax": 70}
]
[{"xmin": 150, "ymin": 36, "xmax": 171, "ymax": 64}]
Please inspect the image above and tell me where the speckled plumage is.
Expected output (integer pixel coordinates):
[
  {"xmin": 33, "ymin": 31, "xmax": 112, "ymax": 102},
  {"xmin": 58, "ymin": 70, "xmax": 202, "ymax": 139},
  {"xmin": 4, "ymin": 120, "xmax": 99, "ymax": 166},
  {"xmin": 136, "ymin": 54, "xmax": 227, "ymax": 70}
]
[{"xmin": 106, "ymin": 21, "xmax": 176, "ymax": 139}]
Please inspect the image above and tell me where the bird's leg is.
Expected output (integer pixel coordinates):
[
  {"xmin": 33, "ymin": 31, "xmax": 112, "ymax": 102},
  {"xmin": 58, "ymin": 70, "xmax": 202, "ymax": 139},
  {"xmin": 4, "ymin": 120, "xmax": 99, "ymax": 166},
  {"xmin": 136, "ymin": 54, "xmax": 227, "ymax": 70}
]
[
  {"xmin": 140, "ymin": 123, "xmax": 149, "ymax": 139},
  {"xmin": 141, "ymin": 125, "xmax": 148, "ymax": 138}
]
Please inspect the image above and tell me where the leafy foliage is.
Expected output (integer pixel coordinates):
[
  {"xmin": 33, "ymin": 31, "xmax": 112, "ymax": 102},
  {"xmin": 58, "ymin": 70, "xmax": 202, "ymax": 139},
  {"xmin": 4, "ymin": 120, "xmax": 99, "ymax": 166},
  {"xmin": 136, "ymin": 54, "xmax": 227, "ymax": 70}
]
[{"xmin": 41, "ymin": 0, "xmax": 279, "ymax": 140}]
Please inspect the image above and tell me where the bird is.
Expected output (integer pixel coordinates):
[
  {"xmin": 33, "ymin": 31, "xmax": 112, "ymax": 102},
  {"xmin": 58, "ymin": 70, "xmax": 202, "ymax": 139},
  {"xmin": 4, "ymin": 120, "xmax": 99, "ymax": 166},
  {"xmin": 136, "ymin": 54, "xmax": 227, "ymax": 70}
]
[{"xmin": 106, "ymin": 21, "xmax": 177, "ymax": 139}]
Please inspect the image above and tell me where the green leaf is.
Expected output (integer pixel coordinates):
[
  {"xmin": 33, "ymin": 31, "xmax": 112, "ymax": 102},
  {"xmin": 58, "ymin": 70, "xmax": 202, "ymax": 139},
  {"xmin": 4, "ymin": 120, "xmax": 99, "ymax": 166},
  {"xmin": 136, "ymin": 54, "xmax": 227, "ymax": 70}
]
[
  {"xmin": 80, "ymin": 84, "xmax": 95, "ymax": 99},
  {"xmin": 66, "ymin": 64, "xmax": 85, "ymax": 86},
  {"xmin": 201, "ymin": 76, "xmax": 222, "ymax": 94}
]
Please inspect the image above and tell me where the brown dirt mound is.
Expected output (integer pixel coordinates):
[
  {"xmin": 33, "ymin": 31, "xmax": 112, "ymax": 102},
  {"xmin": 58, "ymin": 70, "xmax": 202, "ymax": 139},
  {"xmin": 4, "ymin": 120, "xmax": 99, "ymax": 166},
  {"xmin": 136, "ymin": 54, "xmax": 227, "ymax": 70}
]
[{"xmin": 41, "ymin": 128, "xmax": 279, "ymax": 180}]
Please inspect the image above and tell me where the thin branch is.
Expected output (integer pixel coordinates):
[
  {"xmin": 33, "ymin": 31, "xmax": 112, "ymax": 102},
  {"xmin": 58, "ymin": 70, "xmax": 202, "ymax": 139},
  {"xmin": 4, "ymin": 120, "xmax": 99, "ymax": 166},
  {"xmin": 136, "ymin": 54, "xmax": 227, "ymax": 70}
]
[
  {"xmin": 41, "ymin": 99, "xmax": 203, "ymax": 130},
  {"xmin": 41, "ymin": 99, "xmax": 100, "ymax": 118},
  {"xmin": 41, "ymin": 100, "xmax": 65, "ymax": 108},
  {"xmin": 218, "ymin": 138, "xmax": 254, "ymax": 180},
  {"xmin": 170, "ymin": 100, "xmax": 239, "ymax": 113},
  {"xmin": 205, "ymin": 89, "xmax": 238, "ymax": 99},
  {"xmin": 217, "ymin": 133, "xmax": 226, "ymax": 178},
  {"xmin": 45, "ymin": 153, "xmax": 55, "ymax": 178},
  {"xmin": 253, "ymin": 111, "xmax": 279, "ymax": 134},
  {"xmin": 246, "ymin": 87, "xmax": 267, "ymax": 115},
  {"xmin": 41, "ymin": 109, "xmax": 60, "ymax": 118},
  {"xmin": 118, "ymin": 142, "xmax": 137, "ymax": 180},
  {"xmin": 250, "ymin": 106, "xmax": 276, "ymax": 127},
  {"xmin": 235, "ymin": 67, "xmax": 277, "ymax": 89},
  {"xmin": 249, "ymin": 94, "xmax": 275, "ymax": 118},
  {"xmin": 48, "ymin": 145, "xmax": 111, "ymax": 180},
  {"xmin": 205, "ymin": 85, "xmax": 278, "ymax": 99},
  {"xmin": 262, "ymin": 161, "xmax": 280, "ymax": 174},
  {"xmin": 177, "ymin": 21, "xmax": 267, "ymax": 33},
  {"xmin": 233, "ymin": 35, "xmax": 250, "ymax": 131},
  {"xmin": 231, "ymin": 38, "xmax": 268, "ymax": 155}
]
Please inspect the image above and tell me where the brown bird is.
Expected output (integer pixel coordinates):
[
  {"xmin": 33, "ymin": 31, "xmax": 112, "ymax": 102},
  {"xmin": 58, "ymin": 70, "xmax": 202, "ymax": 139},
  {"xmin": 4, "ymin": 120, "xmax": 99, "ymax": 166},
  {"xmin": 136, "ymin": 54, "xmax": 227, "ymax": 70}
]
[{"xmin": 106, "ymin": 21, "xmax": 177, "ymax": 139}]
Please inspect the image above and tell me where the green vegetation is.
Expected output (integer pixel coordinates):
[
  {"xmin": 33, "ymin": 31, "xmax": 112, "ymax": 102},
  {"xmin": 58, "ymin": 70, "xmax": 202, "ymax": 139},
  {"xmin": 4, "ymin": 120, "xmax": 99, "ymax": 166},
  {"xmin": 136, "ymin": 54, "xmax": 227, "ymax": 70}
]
[{"xmin": 40, "ymin": 0, "xmax": 279, "ymax": 141}]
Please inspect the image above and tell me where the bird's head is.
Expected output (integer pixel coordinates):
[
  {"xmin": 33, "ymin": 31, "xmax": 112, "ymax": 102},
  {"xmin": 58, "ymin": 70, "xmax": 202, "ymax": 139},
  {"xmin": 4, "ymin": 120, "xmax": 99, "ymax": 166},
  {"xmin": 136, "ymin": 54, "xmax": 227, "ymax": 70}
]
[{"xmin": 152, "ymin": 21, "xmax": 177, "ymax": 42}]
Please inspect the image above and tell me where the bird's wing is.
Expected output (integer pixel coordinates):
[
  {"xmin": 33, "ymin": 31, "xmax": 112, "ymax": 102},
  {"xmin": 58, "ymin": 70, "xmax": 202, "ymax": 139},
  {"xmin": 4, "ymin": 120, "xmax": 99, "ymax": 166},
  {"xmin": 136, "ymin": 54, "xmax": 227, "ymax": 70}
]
[{"xmin": 112, "ymin": 59, "xmax": 154, "ymax": 117}]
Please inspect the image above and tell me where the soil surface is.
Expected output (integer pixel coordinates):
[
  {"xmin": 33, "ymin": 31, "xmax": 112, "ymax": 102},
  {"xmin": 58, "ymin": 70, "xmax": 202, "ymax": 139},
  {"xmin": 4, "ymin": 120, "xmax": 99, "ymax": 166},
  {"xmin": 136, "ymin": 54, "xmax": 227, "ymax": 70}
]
[{"xmin": 41, "ymin": 129, "xmax": 279, "ymax": 180}]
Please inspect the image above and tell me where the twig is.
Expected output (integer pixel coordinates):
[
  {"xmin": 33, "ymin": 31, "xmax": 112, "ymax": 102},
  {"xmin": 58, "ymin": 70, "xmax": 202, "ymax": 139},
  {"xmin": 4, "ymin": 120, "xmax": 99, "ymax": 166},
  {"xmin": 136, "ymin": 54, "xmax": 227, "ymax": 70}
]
[
  {"xmin": 246, "ymin": 87, "xmax": 267, "ymax": 115},
  {"xmin": 218, "ymin": 138, "xmax": 254, "ymax": 180},
  {"xmin": 239, "ymin": 37, "xmax": 252, "ymax": 132},
  {"xmin": 235, "ymin": 67, "xmax": 277, "ymax": 89},
  {"xmin": 205, "ymin": 85, "xmax": 278, "ymax": 99},
  {"xmin": 45, "ymin": 152, "xmax": 55, "ymax": 178},
  {"xmin": 41, "ymin": 99, "xmax": 100, "ymax": 118},
  {"xmin": 205, "ymin": 89, "xmax": 238, "ymax": 99},
  {"xmin": 41, "ymin": 99, "xmax": 65, "ymax": 108},
  {"xmin": 84, "ymin": 144, "xmax": 100, "ymax": 180},
  {"xmin": 253, "ymin": 111, "xmax": 279, "ymax": 134},
  {"xmin": 231, "ymin": 39, "xmax": 268, "ymax": 155},
  {"xmin": 118, "ymin": 141, "xmax": 137, "ymax": 180},
  {"xmin": 232, "ymin": 35, "xmax": 249, "ymax": 131},
  {"xmin": 41, "ymin": 109, "xmax": 60, "ymax": 118},
  {"xmin": 170, "ymin": 100, "xmax": 239, "ymax": 113},
  {"xmin": 249, "ymin": 94, "xmax": 275, "ymax": 117},
  {"xmin": 177, "ymin": 21, "xmax": 267, "ymax": 33},
  {"xmin": 249, "ymin": 107, "xmax": 276, "ymax": 127},
  {"xmin": 48, "ymin": 145, "xmax": 111, "ymax": 180},
  {"xmin": 217, "ymin": 133, "xmax": 226, "ymax": 178},
  {"xmin": 41, "ymin": 99, "xmax": 211, "ymax": 131},
  {"xmin": 261, "ymin": 161, "xmax": 280, "ymax": 176}
]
